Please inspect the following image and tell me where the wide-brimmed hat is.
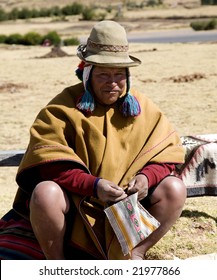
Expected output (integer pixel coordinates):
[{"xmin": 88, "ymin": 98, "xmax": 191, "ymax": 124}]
[{"xmin": 77, "ymin": 20, "xmax": 141, "ymax": 67}]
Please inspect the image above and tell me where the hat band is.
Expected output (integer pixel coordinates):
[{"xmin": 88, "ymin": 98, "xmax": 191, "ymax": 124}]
[{"xmin": 87, "ymin": 38, "xmax": 128, "ymax": 52}]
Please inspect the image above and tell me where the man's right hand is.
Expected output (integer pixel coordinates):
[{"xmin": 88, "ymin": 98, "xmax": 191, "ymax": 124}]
[{"xmin": 96, "ymin": 179, "xmax": 127, "ymax": 203}]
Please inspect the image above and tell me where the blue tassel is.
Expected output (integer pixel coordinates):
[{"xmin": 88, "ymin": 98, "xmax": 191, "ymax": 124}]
[
  {"xmin": 119, "ymin": 92, "xmax": 141, "ymax": 117},
  {"xmin": 76, "ymin": 63, "xmax": 95, "ymax": 114},
  {"xmin": 76, "ymin": 89, "xmax": 95, "ymax": 113},
  {"xmin": 118, "ymin": 68, "xmax": 141, "ymax": 117}
]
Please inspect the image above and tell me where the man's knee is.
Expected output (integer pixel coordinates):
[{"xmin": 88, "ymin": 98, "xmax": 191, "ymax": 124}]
[
  {"xmin": 151, "ymin": 176, "xmax": 187, "ymax": 207},
  {"xmin": 30, "ymin": 181, "xmax": 70, "ymax": 214}
]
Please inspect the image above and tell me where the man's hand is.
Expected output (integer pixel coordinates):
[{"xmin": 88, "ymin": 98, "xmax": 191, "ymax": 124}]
[
  {"xmin": 96, "ymin": 179, "xmax": 127, "ymax": 203},
  {"xmin": 126, "ymin": 174, "xmax": 149, "ymax": 201}
]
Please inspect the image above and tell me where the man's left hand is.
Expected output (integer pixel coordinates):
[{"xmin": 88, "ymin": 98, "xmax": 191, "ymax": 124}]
[{"xmin": 126, "ymin": 174, "xmax": 149, "ymax": 201}]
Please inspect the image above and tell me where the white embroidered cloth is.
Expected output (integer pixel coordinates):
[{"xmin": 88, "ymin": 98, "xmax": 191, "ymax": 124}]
[{"xmin": 104, "ymin": 193, "xmax": 160, "ymax": 255}]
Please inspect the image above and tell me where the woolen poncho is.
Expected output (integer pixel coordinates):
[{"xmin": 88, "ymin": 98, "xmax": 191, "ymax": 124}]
[{"xmin": 14, "ymin": 82, "xmax": 184, "ymax": 259}]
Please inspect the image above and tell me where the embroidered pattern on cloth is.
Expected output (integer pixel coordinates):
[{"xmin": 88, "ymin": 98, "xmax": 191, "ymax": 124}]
[
  {"xmin": 175, "ymin": 134, "xmax": 217, "ymax": 197},
  {"xmin": 104, "ymin": 193, "xmax": 160, "ymax": 256}
]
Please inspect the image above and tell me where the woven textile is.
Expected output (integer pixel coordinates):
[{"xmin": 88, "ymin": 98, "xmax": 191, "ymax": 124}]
[
  {"xmin": 175, "ymin": 134, "xmax": 217, "ymax": 197},
  {"xmin": 0, "ymin": 209, "xmax": 97, "ymax": 260},
  {"xmin": 0, "ymin": 210, "xmax": 45, "ymax": 260},
  {"xmin": 104, "ymin": 193, "xmax": 160, "ymax": 256}
]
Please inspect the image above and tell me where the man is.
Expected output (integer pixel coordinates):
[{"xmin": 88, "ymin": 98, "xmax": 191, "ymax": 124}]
[{"xmin": 0, "ymin": 20, "xmax": 186, "ymax": 260}]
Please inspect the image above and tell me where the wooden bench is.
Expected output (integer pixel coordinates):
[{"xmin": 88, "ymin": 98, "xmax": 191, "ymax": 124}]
[{"xmin": 0, "ymin": 150, "xmax": 25, "ymax": 166}]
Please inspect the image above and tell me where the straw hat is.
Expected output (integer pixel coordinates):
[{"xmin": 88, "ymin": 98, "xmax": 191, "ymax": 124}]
[{"xmin": 77, "ymin": 20, "xmax": 141, "ymax": 67}]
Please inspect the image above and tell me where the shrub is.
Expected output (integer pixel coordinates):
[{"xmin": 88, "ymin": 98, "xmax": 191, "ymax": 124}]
[
  {"xmin": 81, "ymin": 6, "xmax": 95, "ymax": 20},
  {"xmin": 63, "ymin": 37, "xmax": 80, "ymax": 46},
  {"xmin": 0, "ymin": 32, "xmax": 80, "ymax": 46},
  {"xmin": 38, "ymin": 8, "xmax": 52, "ymax": 17},
  {"xmin": 31, "ymin": 9, "xmax": 41, "ymax": 18},
  {"xmin": 0, "ymin": 8, "xmax": 8, "ymax": 21},
  {"xmin": 42, "ymin": 31, "xmax": 61, "ymax": 46},
  {"xmin": 22, "ymin": 32, "xmax": 43, "ymax": 45},
  {"xmin": 8, "ymin": 8, "xmax": 19, "ymax": 20},
  {"xmin": 61, "ymin": 3, "xmax": 83, "ymax": 16},
  {"xmin": 205, "ymin": 19, "xmax": 217, "ymax": 30},
  {"xmin": 61, "ymin": 5, "xmax": 74, "ymax": 16},
  {"xmin": 201, "ymin": 0, "xmax": 217, "ymax": 5},
  {"xmin": 70, "ymin": 2, "xmax": 83, "ymax": 14},
  {"xmin": 17, "ymin": 8, "xmax": 33, "ymax": 19},
  {"xmin": 145, "ymin": 0, "xmax": 163, "ymax": 7},
  {"xmin": 190, "ymin": 19, "xmax": 217, "ymax": 31},
  {"xmin": 0, "ymin": 34, "xmax": 7, "ymax": 43},
  {"xmin": 0, "ymin": 3, "xmax": 85, "ymax": 22},
  {"xmin": 190, "ymin": 21, "xmax": 207, "ymax": 31},
  {"xmin": 5, "ymin": 33, "xmax": 23, "ymax": 44},
  {"xmin": 49, "ymin": 6, "xmax": 62, "ymax": 17}
]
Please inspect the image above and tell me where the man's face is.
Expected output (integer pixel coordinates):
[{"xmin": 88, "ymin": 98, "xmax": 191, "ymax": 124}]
[{"xmin": 91, "ymin": 66, "xmax": 127, "ymax": 105}]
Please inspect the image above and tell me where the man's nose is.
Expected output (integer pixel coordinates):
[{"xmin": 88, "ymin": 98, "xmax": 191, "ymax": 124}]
[{"xmin": 107, "ymin": 74, "xmax": 118, "ymax": 84}]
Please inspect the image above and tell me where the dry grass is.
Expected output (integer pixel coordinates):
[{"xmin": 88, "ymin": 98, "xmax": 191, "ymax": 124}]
[
  {"xmin": 146, "ymin": 196, "xmax": 217, "ymax": 259},
  {"xmin": 0, "ymin": 1, "xmax": 217, "ymax": 259}
]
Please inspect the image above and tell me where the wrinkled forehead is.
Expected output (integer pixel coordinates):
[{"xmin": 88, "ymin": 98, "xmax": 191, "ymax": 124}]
[{"xmin": 92, "ymin": 66, "xmax": 128, "ymax": 74}]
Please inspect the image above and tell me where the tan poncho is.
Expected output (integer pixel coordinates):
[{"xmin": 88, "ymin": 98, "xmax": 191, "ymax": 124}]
[{"xmin": 14, "ymin": 82, "xmax": 184, "ymax": 259}]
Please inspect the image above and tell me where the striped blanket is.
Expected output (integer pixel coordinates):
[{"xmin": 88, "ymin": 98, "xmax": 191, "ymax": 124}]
[
  {"xmin": 0, "ymin": 210, "xmax": 95, "ymax": 260},
  {"xmin": 175, "ymin": 134, "xmax": 217, "ymax": 197},
  {"xmin": 0, "ymin": 210, "xmax": 45, "ymax": 260}
]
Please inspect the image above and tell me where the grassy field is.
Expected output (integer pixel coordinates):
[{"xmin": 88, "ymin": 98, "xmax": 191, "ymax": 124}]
[{"xmin": 0, "ymin": 0, "xmax": 217, "ymax": 260}]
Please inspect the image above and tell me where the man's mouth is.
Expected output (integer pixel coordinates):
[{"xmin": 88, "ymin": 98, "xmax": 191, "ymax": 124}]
[{"xmin": 105, "ymin": 90, "xmax": 119, "ymax": 94}]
